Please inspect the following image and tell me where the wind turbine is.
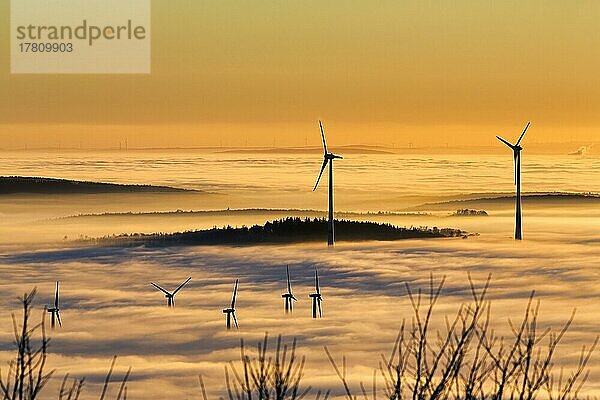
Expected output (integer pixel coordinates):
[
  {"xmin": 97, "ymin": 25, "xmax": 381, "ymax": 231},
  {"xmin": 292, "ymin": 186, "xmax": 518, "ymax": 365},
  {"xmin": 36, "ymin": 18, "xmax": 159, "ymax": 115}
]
[
  {"xmin": 150, "ymin": 277, "xmax": 191, "ymax": 307},
  {"xmin": 308, "ymin": 269, "xmax": 323, "ymax": 318},
  {"xmin": 313, "ymin": 120, "xmax": 343, "ymax": 246},
  {"xmin": 281, "ymin": 265, "xmax": 297, "ymax": 313},
  {"xmin": 497, "ymin": 121, "xmax": 530, "ymax": 240},
  {"xmin": 223, "ymin": 279, "xmax": 239, "ymax": 330},
  {"xmin": 46, "ymin": 281, "xmax": 62, "ymax": 328}
]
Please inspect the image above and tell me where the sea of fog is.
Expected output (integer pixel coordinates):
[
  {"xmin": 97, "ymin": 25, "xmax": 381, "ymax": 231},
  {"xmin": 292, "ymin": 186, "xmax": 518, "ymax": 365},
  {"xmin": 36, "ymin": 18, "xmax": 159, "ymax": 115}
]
[
  {"xmin": 0, "ymin": 150, "xmax": 599, "ymax": 399},
  {"xmin": 1, "ymin": 150, "xmax": 600, "ymax": 204}
]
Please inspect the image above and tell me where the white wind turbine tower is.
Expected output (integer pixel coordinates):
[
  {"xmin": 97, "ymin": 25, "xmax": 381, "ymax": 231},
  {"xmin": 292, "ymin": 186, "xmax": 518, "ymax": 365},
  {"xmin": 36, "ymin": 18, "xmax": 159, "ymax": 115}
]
[
  {"xmin": 497, "ymin": 121, "xmax": 530, "ymax": 240},
  {"xmin": 313, "ymin": 120, "xmax": 343, "ymax": 246}
]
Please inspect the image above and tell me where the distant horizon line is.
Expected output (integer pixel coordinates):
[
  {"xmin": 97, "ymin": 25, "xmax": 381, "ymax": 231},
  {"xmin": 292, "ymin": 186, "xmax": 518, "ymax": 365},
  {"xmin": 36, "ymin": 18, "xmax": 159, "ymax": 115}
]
[{"xmin": 0, "ymin": 142, "xmax": 596, "ymax": 155}]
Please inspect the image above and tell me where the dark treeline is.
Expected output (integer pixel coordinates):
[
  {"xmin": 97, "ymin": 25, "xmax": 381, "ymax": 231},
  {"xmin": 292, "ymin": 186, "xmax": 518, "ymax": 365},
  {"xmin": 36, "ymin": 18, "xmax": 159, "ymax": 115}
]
[
  {"xmin": 0, "ymin": 176, "xmax": 193, "ymax": 195},
  {"xmin": 417, "ymin": 192, "xmax": 600, "ymax": 210},
  {"xmin": 60, "ymin": 209, "xmax": 430, "ymax": 219},
  {"xmin": 91, "ymin": 217, "xmax": 465, "ymax": 247}
]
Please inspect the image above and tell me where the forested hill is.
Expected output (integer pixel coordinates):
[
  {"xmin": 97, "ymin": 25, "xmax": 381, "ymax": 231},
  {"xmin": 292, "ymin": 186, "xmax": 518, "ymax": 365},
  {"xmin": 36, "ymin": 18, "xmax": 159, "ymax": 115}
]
[
  {"xmin": 91, "ymin": 217, "xmax": 466, "ymax": 247},
  {"xmin": 0, "ymin": 176, "xmax": 194, "ymax": 194}
]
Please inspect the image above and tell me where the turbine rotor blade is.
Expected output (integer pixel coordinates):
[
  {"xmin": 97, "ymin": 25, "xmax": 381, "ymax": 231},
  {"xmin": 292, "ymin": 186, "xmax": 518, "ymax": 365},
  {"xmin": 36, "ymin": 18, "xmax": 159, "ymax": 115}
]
[
  {"xmin": 232, "ymin": 312, "xmax": 239, "ymax": 329},
  {"xmin": 150, "ymin": 282, "xmax": 171, "ymax": 296},
  {"xmin": 496, "ymin": 136, "xmax": 515, "ymax": 149},
  {"xmin": 317, "ymin": 299, "xmax": 322, "ymax": 318},
  {"xmin": 55, "ymin": 281, "xmax": 59, "ymax": 308},
  {"xmin": 173, "ymin": 277, "xmax": 192, "ymax": 295},
  {"xmin": 56, "ymin": 311, "xmax": 62, "ymax": 327},
  {"xmin": 319, "ymin": 120, "xmax": 328, "ymax": 155},
  {"xmin": 231, "ymin": 279, "xmax": 239, "ymax": 309},
  {"xmin": 313, "ymin": 159, "xmax": 328, "ymax": 191},
  {"xmin": 315, "ymin": 269, "xmax": 320, "ymax": 294},
  {"xmin": 516, "ymin": 121, "xmax": 530, "ymax": 146},
  {"xmin": 286, "ymin": 265, "xmax": 292, "ymax": 293},
  {"xmin": 513, "ymin": 151, "xmax": 519, "ymax": 185}
]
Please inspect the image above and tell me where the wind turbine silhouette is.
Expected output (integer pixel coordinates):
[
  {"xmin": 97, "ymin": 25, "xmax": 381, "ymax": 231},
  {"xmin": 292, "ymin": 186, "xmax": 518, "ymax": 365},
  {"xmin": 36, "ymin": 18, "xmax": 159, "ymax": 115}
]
[
  {"xmin": 497, "ymin": 121, "xmax": 531, "ymax": 240},
  {"xmin": 223, "ymin": 279, "xmax": 239, "ymax": 330},
  {"xmin": 308, "ymin": 269, "xmax": 323, "ymax": 318},
  {"xmin": 46, "ymin": 281, "xmax": 62, "ymax": 328},
  {"xmin": 313, "ymin": 120, "xmax": 343, "ymax": 246},
  {"xmin": 150, "ymin": 277, "xmax": 191, "ymax": 307},
  {"xmin": 281, "ymin": 265, "xmax": 297, "ymax": 313}
]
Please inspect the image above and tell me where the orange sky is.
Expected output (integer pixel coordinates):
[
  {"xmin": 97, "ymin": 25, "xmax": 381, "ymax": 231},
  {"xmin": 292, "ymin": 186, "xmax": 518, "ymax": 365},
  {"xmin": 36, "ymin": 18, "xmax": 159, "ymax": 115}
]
[{"xmin": 1, "ymin": 1, "xmax": 599, "ymax": 149}]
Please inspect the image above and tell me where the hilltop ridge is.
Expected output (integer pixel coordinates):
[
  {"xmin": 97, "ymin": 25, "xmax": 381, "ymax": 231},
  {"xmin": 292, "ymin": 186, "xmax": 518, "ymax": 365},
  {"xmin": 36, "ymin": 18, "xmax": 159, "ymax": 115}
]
[{"xmin": 0, "ymin": 176, "xmax": 196, "ymax": 195}]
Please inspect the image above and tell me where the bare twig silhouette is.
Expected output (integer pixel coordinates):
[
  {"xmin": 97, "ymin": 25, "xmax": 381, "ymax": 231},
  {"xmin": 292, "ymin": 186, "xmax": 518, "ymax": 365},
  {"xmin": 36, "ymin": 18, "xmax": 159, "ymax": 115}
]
[
  {"xmin": 222, "ymin": 333, "xmax": 320, "ymax": 400},
  {"xmin": 325, "ymin": 275, "xmax": 598, "ymax": 400},
  {"xmin": 0, "ymin": 291, "xmax": 131, "ymax": 400},
  {"xmin": 0, "ymin": 289, "xmax": 53, "ymax": 400}
]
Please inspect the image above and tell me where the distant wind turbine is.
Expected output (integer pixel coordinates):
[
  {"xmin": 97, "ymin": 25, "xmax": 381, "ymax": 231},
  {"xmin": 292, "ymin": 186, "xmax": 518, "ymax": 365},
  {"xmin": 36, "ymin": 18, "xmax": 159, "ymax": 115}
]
[
  {"xmin": 308, "ymin": 269, "xmax": 323, "ymax": 318},
  {"xmin": 281, "ymin": 265, "xmax": 297, "ymax": 313},
  {"xmin": 497, "ymin": 122, "xmax": 530, "ymax": 240},
  {"xmin": 313, "ymin": 120, "xmax": 343, "ymax": 246},
  {"xmin": 223, "ymin": 279, "xmax": 239, "ymax": 330},
  {"xmin": 150, "ymin": 277, "xmax": 191, "ymax": 307},
  {"xmin": 47, "ymin": 281, "xmax": 62, "ymax": 328}
]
